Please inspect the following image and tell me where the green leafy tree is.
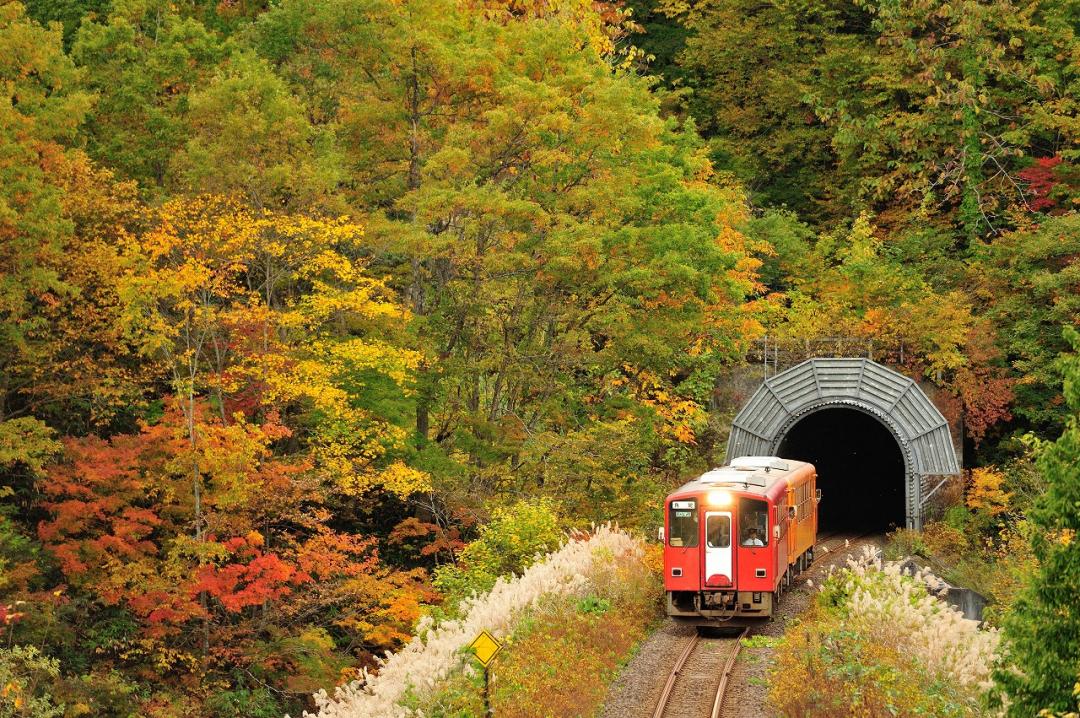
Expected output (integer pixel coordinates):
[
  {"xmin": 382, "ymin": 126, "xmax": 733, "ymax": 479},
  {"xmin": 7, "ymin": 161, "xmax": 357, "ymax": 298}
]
[
  {"xmin": 0, "ymin": 646, "xmax": 64, "ymax": 718},
  {"xmin": 973, "ymin": 214, "xmax": 1080, "ymax": 434},
  {"xmin": 250, "ymin": 0, "xmax": 758, "ymax": 520},
  {"xmin": 0, "ymin": 1, "xmax": 92, "ymax": 459},
  {"xmin": 662, "ymin": 0, "xmax": 866, "ymax": 222},
  {"xmin": 23, "ymin": 0, "xmax": 105, "ymax": 45},
  {"xmin": 993, "ymin": 326, "xmax": 1080, "ymax": 715},
  {"xmin": 663, "ymin": 0, "xmax": 1078, "ymax": 234},
  {"xmin": 73, "ymin": 1, "xmax": 224, "ymax": 188},
  {"xmin": 823, "ymin": 0, "xmax": 1074, "ymax": 238},
  {"xmin": 169, "ymin": 52, "xmax": 344, "ymax": 211},
  {"xmin": 763, "ymin": 213, "xmax": 975, "ymax": 377}
]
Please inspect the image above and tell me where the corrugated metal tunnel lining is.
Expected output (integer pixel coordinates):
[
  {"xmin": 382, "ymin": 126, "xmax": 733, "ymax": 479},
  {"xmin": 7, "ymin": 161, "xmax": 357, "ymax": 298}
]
[{"xmin": 726, "ymin": 358, "xmax": 960, "ymax": 529}]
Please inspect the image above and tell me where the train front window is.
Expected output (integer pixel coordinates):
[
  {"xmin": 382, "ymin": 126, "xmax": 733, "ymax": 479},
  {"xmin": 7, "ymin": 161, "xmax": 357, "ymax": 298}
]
[
  {"xmin": 706, "ymin": 514, "xmax": 730, "ymax": 548},
  {"xmin": 739, "ymin": 497, "xmax": 769, "ymax": 546},
  {"xmin": 668, "ymin": 500, "xmax": 699, "ymax": 548}
]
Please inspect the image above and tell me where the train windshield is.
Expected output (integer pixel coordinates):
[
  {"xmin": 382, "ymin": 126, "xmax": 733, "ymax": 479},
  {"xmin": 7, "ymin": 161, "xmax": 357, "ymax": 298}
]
[
  {"xmin": 668, "ymin": 500, "xmax": 699, "ymax": 547},
  {"xmin": 739, "ymin": 497, "xmax": 769, "ymax": 546}
]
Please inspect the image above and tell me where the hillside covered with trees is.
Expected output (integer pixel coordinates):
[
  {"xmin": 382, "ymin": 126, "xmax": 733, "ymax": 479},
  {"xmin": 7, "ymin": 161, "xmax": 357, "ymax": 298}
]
[{"xmin": 0, "ymin": 0, "xmax": 1076, "ymax": 715}]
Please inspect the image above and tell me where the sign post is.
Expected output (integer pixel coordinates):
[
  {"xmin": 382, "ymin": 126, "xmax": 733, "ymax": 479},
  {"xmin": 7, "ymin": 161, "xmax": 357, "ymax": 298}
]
[{"xmin": 468, "ymin": 629, "xmax": 503, "ymax": 717}]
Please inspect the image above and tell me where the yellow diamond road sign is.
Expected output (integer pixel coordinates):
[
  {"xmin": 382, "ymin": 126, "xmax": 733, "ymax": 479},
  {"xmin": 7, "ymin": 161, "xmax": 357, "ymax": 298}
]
[{"xmin": 468, "ymin": 630, "xmax": 503, "ymax": 667}]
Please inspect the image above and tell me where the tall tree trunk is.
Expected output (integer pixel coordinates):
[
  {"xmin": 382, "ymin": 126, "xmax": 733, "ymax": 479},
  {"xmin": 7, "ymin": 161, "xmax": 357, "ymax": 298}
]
[
  {"xmin": 407, "ymin": 45, "xmax": 432, "ymax": 445},
  {"xmin": 181, "ymin": 366, "xmax": 210, "ymax": 657}
]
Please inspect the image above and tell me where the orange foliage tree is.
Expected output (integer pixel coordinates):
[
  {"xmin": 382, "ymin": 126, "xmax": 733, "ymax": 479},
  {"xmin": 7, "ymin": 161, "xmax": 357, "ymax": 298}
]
[{"xmin": 38, "ymin": 397, "xmax": 429, "ymax": 704}]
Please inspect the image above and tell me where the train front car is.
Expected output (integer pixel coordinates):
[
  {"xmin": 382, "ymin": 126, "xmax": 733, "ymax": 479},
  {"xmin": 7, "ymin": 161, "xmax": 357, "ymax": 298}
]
[{"xmin": 662, "ymin": 456, "xmax": 818, "ymax": 627}]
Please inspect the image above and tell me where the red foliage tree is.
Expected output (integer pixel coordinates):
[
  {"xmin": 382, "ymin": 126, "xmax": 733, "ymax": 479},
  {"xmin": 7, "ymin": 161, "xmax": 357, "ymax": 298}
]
[{"xmin": 1018, "ymin": 156, "xmax": 1069, "ymax": 213}]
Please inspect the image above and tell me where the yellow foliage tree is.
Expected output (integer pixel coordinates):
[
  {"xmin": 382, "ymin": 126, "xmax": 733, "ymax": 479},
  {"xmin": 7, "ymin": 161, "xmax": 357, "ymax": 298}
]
[
  {"xmin": 121, "ymin": 195, "xmax": 427, "ymax": 499},
  {"xmin": 467, "ymin": 0, "xmax": 644, "ymax": 66},
  {"xmin": 967, "ymin": 466, "xmax": 1012, "ymax": 516}
]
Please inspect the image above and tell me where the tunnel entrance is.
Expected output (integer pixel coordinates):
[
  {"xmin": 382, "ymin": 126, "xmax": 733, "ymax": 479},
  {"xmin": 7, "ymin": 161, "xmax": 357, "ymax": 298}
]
[
  {"xmin": 726, "ymin": 358, "xmax": 960, "ymax": 529},
  {"xmin": 776, "ymin": 408, "xmax": 906, "ymax": 531}
]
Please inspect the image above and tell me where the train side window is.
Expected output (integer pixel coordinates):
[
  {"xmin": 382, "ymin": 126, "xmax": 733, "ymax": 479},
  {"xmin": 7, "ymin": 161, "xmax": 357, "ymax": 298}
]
[
  {"xmin": 797, "ymin": 482, "xmax": 810, "ymax": 523},
  {"xmin": 669, "ymin": 500, "xmax": 699, "ymax": 548},
  {"xmin": 706, "ymin": 514, "xmax": 730, "ymax": 548}
]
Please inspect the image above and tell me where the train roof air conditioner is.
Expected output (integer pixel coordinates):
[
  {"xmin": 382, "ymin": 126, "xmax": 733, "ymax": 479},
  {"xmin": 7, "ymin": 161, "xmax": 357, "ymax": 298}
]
[
  {"xmin": 729, "ymin": 456, "xmax": 790, "ymax": 472},
  {"xmin": 699, "ymin": 468, "xmax": 768, "ymax": 488}
]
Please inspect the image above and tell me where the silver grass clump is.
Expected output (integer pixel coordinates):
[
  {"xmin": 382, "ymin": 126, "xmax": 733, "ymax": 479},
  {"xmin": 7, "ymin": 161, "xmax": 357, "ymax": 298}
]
[
  {"xmin": 297, "ymin": 524, "xmax": 642, "ymax": 718},
  {"xmin": 819, "ymin": 545, "xmax": 1000, "ymax": 695}
]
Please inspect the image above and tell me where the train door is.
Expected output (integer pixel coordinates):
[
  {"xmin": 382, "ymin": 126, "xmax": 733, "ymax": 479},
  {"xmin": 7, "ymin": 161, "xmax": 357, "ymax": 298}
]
[{"xmin": 703, "ymin": 511, "xmax": 734, "ymax": 587}]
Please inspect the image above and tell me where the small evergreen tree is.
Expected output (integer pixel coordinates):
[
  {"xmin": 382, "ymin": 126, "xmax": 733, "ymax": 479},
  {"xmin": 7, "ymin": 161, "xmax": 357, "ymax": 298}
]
[{"xmin": 993, "ymin": 326, "xmax": 1080, "ymax": 715}]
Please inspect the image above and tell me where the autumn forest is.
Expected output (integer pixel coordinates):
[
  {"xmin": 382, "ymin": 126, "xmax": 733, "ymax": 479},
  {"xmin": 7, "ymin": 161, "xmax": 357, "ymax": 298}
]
[{"xmin": 0, "ymin": 0, "xmax": 1077, "ymax": 716}]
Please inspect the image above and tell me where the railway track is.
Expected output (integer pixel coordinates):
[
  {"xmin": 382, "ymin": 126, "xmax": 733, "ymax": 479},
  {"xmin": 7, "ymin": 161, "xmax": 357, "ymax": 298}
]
[
  {"xmin": 814, "ymin": 530, "xmax": 875, "ymax": 556},
  {"xmin": 648, "ymin": 532, "xmax": 876, "ymax": 718},
  {"xmin": 652, "ymin": 627, "xmax": 749, "ymax": 718}
]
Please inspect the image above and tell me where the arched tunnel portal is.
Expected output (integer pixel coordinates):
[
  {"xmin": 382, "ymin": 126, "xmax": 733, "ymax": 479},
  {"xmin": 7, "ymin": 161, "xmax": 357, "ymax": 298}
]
[{"xmin": 726, "ymin": 359, "xmax": 960, "ymax": 530}]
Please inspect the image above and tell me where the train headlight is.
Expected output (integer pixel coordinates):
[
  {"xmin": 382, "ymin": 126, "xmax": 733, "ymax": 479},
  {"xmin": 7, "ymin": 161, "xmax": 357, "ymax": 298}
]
[{"xmin": 706, "ymin": 490, "xmax": 732, "ymax": 507}]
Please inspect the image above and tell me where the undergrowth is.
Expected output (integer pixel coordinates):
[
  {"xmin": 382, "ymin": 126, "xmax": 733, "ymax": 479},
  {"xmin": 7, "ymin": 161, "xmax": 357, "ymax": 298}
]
[
  {"xmin": 414, "ymin": 540, "xmax": 663, "ymax": 718},
  {"xmin": 769, "ymin": 547, "xmax": 999, "ymax": 717},
  {"xmin": 884, "ymin": 457, "xmax": 1042, "ymax": 626},
  {"xmin": 886, "ymin": 520, "xmax": 1035, "ymax": 626},
  {"xmin": 306, "ymin": 526, "xmax": 662, "ymax": 717}
]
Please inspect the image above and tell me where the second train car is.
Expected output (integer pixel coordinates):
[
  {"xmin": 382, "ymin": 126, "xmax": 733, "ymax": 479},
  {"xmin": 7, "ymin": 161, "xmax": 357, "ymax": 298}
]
[{"xmin": 662, "ymin": 456, "xmax": 819, "ymax": 625}]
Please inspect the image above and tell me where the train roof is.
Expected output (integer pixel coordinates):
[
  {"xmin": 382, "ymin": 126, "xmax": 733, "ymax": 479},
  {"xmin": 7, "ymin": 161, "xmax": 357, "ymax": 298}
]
[{"xmin": 670, "ymin": 456, "xmax": 813, "ymax": 498}]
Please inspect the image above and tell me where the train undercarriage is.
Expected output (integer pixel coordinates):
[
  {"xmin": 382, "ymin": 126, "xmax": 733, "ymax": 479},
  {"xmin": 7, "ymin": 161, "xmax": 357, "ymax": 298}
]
[{"xmin": 666, "ymin": 589, "xmax": 774, "ymax": 626}]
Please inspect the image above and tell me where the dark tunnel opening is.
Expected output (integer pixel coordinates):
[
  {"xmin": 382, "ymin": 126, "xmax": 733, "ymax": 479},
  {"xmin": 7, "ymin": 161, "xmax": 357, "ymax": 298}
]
[{"xmin": 776, "ymin": 407, "xmax": 906, "ymax": 532}]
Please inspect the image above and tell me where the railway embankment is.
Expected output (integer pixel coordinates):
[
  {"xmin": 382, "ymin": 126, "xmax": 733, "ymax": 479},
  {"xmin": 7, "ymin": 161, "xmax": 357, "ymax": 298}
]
[{"xmin": 303, "ymin": 526, "xmax": 659, "ymax": 718}]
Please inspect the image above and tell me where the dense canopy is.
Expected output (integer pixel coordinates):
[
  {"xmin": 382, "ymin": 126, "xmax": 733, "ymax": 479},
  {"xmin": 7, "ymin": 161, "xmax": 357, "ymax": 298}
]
[{"xmin": 0, "ymin": 0, "xmax": 1075, "ymax": 715}]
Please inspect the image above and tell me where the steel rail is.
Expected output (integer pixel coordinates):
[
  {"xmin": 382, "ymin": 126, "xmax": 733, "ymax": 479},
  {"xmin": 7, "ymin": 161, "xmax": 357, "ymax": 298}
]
[
  {"xmin": 813, "ymin": 530, "xmax": 839, "ymax": 546},
  {"xmin": 653, "ymin": 533, "xmax": 882, "ymax": 717},
  {"xmin": 710, "ymin": 627, "xmax": 749, "ymax": 718},
  {"xmin": 651, "ymin": 633, "xmax": 699, "ymax": 718},
  {"xmin": 814, "ymin": 530, "xmax": 875, "ymax": 555},
  {"xmin": 653, "ymin": 628, "xmax": 749, "ymax": 718}
]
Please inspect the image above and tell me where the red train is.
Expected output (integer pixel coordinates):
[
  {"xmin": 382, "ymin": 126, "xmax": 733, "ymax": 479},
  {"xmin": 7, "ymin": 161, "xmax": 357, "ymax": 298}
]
[{"xmin": 662, "ymin": 456, "xmax": 819, "ymax": 625}]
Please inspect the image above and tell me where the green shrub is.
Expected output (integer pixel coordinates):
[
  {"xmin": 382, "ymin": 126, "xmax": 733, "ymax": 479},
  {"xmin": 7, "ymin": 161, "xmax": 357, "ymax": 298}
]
[
  {"xmin": 204, "ymin": 687, "xmax": 281, "ymax": 718},
  {"xmin": 943, "ymin": 504, "xmax": 974, "ymax": 532},
  {"xmin": 56, "ymin": 670, "xmax": 142, "ymax": 718},
  {"xmin": 883, "ymin": 527, "xmax": 928, "ymax": 560},
  {"xmin": 576, "ymin": 596, "xmax": 611, "ymax": 614},
  {"xmin": 433, "ymin": 499, "xmax": 563, "ymax": 610}
]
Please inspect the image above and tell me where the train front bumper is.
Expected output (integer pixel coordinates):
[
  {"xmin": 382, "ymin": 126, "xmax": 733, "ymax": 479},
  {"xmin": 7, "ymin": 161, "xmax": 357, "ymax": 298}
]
[{"xmin": 666, "ymin": 590, "xmax": 773, "ymax": 622}]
